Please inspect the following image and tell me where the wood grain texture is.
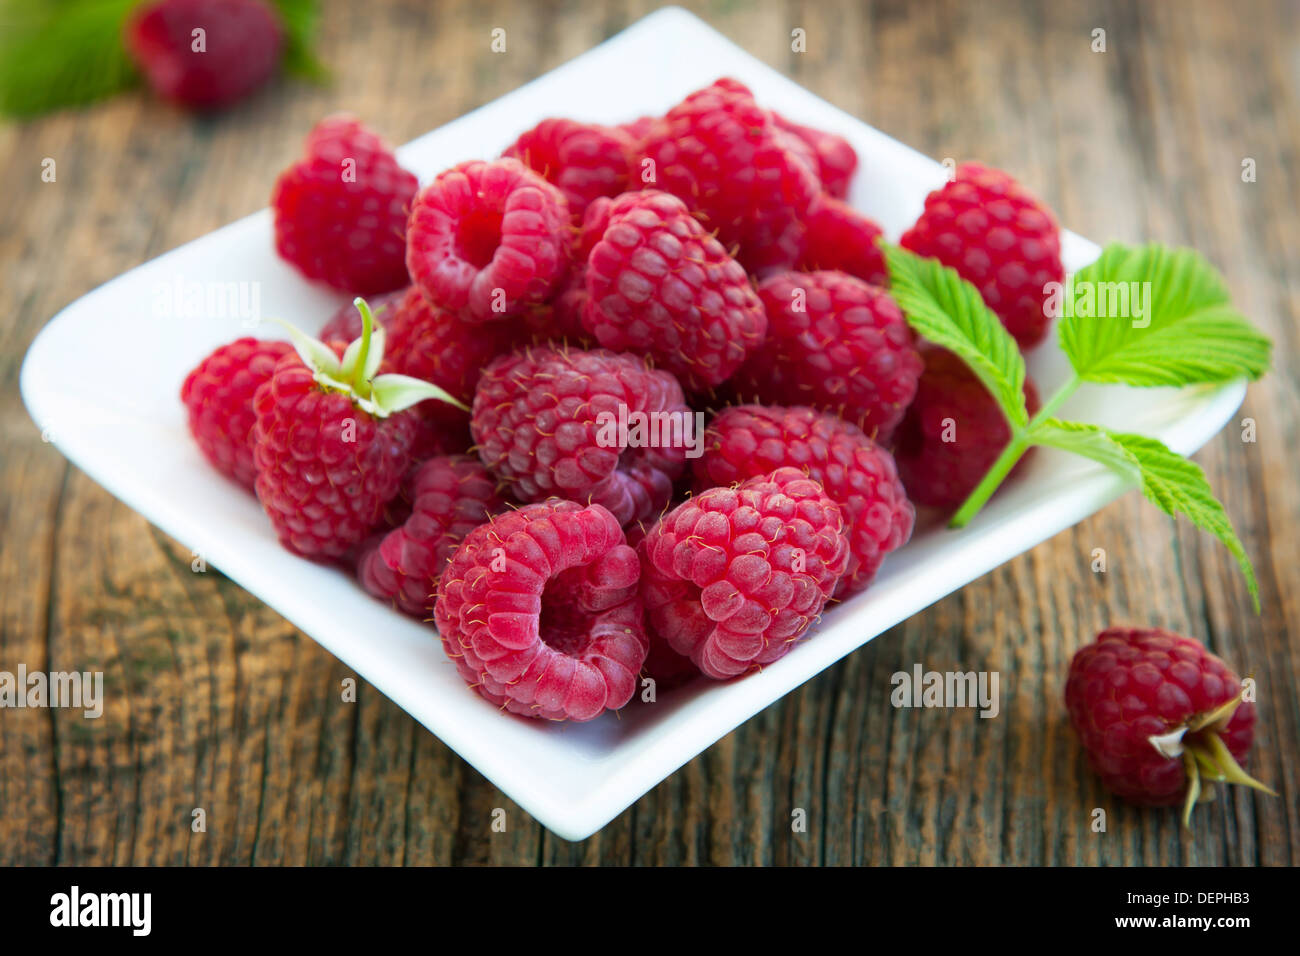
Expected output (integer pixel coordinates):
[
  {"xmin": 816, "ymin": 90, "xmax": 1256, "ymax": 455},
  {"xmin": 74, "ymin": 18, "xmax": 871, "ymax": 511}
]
[{"xmin": 1, "ymin": 0, "xmax": 1296, "ymax": 865}]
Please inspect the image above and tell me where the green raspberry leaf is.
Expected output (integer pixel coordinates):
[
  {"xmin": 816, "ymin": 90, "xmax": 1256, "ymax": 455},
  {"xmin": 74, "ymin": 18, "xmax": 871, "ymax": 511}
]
[
  {"xmin": 268, "ymin": 0, "xmax": 329, "ymax": 82},
  {"xmin": 0, "ymin": 0, "xmax": 141, "ymax": 118},
  {"xmin": 1033, "ymin": 418, "xmax": 1260, "ymax": 611},
  {"xmin": 883, "ymin": 243, "xmax": 1029, "ymax": 429},
  {"xmin": 1058, "ymin": 242, "xmax": 1272, "ymax": 387}
]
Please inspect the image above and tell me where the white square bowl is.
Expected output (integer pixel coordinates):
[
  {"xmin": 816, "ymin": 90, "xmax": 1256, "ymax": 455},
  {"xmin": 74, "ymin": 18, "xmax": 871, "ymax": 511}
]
[{"xmin": 20, "ymin": 6, "xmax": 1245, "ymax": 841}]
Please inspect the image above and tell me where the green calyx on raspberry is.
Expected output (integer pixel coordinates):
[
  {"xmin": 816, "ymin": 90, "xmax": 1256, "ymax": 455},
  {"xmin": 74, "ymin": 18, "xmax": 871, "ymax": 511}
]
[
  {"xmin": 274, "ymin": 297, "xmax": 469, "ymax": 418},
  {"xmin": 1145, "ymin": 689, "xmax": 1277, "ymax": 828}
]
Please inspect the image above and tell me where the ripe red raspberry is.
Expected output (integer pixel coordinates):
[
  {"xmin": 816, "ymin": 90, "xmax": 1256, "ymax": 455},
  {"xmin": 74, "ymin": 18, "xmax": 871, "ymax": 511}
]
[
  {"xmin": 639, "ymin": 468, "xmax": 849, "ymax": 679},
  {"xmin": 581, "ymin": 190, "xmax": 767, "ymax": 392},
  {"xmin": 1065, "ymin": 627, "xmax": 1272, "ymax": 821},
  {"xmin": 641, "ymin": 79, "xmax": 820, "ymax": 273},
  {"xmin": 772, "ymin": 113, "xmax": 858, "ymax": 200},
  {"xmin": 254, "ymin": 350, "xmax": 418, "ymax": 558},
  {"xmin": 797, "ymin": 196, "xmax": 888, "ymax": 287},
  {"xmin": 406, "ymin": 158, "xmax": 570, "ymax": 322},
  {"xmin": 471, "ymin": 346, "xmax": 689, "ymax": 527},
  {"xmin": 252, "ymin": 305, "xmax": 462, "ymax": 558},
  {"xmin": 502, "ymin": 118, "xmax": 634, "ymax": 219},
  {"xmin": 900, "ymin": 162, "xmax": 1064, "ymax": 349},
  {"xmin": 356, "ymin": 455, "xmax": 505, "ymax": 616},
  {"xmin": 892, "ymin": 346, "xmax": 1040, "ymax": 511},
  {"xmin": 694, "ymin": 405, "xmax": 913, "ymax": 596},
  {"xmin": 124, "ymin": 0, "xmax": 283, "ymax": 110},
  {"xmin": 271, "ymin": 116, "xmax": 418, "ymax": 297},
  {"xmin": 180, "ymin": 337, "xmax": 292, "ymax": 490},
  {"xmin": 731, "ymin": 271, "xmax": 922, "ymax": 442},
  {"xmin": 434, "ymin": 500, "xmax": 648, "ymax": 721}
]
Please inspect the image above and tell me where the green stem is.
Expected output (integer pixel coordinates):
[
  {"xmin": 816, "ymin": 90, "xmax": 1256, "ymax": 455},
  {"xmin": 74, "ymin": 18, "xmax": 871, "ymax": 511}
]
[
  {"xmin": 948, "ymin": 374, "xmax": 1081, "ymax": 528},
  {"xmin": 350, "ymin": 297, "xmax": 374, "ymax": 394}
]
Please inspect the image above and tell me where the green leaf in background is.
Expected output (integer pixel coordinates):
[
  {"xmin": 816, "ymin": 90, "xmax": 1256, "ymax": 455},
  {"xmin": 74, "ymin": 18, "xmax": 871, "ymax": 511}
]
[
  {"xmin": 0, "ymin": 0, "xmax": 140, "ymax": 118},
  {"xmin": 0, "ymin": 0, "xmax": 324, "ymax": 120},
  {"xmin": 883, "ymin": 243, "xmax": 1030, "ymax": 428},
  {"xmin": 1058, "ymin": 242, "xmax": 1272, "ymax": 387},
  {"xmin": 269, "ymin": 0, "xmax": 328, "ymax": 81},
  {"xmin": 1033, "ymin": 418, "xmax": 1259, "ymax": 611}
]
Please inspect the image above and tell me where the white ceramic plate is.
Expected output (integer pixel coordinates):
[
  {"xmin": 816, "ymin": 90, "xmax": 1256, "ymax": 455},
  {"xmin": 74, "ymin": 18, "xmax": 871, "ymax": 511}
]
[{"xmin": 21, "ymin": 7, "xmax": 1244, "ymax": 841}]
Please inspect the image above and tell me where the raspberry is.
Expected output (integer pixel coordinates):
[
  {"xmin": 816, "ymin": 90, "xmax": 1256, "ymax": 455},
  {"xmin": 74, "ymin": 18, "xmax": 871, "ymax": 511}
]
[
  {"xmin": 250, "ymin": 305, "xmax": 460, "ymax": 559},
  {"xmin": 639, "ymin": 468, "xmax": 849, "ymax": 679},
  {"xmin": 772, "ymin": 113, "xmax": 858, "ymax": 200},
  {"xmin": 471, "ymin": 346, "xmax": 689, "ymax": 527},
  {"xmin": 730, "ymin": 270, "xmax": 922, "ymax": 442},
  {"xmin": 433, "ymin": 500, "xmax": 648, "ymax": 721},
  {"xmin": 180, "ymin": 337, "xmax": 292, "ymax": 490},
  {"xmin": 796, "ymin": 196, "xmax": 888, "ymax": 287},
  {"xmin": 892, "ymin": 346, "xmax": 1040, "ymax": 511},
  {"xmin": 694, "ymin": 405, "xmax": 913, "ymax": 596},
  {"xmin": 405, "ymin": 158, "xmax": 570, "ymax": 322},
  {"xmin": 502, "ymin": 118, "xmax": 634, "ymax": 219},
  {"xmin": 580, "ymin": 190, "xmax": 767, "ymax": 392},
  {"xmin": 900, "ymin": 162, "xmax": 1064, "ymax": 348},
  {"xmin": 253, "ymin": 348, "xmax": 419, "ymax": 558},
  {"xmin": 640, "ymin": 78, "xmax": 820, "ymax": 273},
  {"xmin": 1065, "ymin": 627, "xmax": 1270, "ymax": 819},
  {"xmin": 124, "ymin": 0, "xmax": 283, "ymax": 110},
  {"xmin": 271, "ymin": 115, "xmax": 418, "ymax": 296},
  {"xmin": 356, "ymin": 455, "xmax": 505, "ymax": 616}
]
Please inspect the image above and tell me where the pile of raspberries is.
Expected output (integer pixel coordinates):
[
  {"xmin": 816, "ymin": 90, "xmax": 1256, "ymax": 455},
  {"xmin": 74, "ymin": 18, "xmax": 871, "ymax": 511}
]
[{"xmin": 181, "ymin": 78, "xmax": 1065, "ymax": 722}]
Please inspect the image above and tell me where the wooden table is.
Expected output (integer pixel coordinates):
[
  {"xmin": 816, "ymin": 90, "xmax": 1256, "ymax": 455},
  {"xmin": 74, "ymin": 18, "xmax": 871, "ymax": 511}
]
[{"xmin": 1, "ymin": 0, "xmax": 1296, "ymax": 866}]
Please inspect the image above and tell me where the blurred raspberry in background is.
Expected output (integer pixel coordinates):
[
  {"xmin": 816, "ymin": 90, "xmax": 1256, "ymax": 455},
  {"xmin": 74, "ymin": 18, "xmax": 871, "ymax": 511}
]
[{"xmin": 0, "ymin": 0, "xmax": 322, "ymax": 117}]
